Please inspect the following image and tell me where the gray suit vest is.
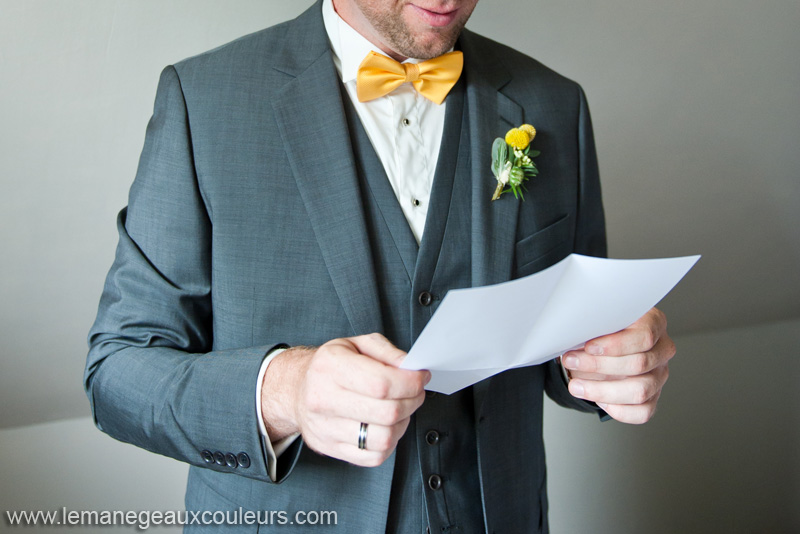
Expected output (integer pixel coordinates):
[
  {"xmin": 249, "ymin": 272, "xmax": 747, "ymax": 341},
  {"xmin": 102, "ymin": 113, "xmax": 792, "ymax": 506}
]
[{"xmin": 342, "ymin": 79, "xmax": 486, "ymax": 533}]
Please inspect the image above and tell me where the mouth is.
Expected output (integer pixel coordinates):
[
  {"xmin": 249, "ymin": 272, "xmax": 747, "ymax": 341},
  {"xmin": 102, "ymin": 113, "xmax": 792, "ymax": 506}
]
[{"xmin": 409, "ymin": 4, "xmax": 460, "ymax": 27}]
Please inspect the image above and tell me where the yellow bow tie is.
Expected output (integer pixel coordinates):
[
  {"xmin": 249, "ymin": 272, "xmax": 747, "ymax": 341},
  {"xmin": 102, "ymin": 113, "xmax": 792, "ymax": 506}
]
[{"xmin": 356, "ymin": 50, "xmax": 463, "ymax": 105}]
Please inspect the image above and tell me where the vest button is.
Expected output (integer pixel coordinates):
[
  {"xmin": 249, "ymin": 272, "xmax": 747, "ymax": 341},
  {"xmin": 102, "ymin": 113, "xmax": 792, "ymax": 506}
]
[
  {"xmin": 427, "ymin": 474, "xmax": 443, "ymax": 491},
  {"xmin": 425, "ymin": 430, "xmax": 440, "ymax": 445},
  {"xmin": 418, "ymin": 291, "xmax": 433, "ymax": 306}
]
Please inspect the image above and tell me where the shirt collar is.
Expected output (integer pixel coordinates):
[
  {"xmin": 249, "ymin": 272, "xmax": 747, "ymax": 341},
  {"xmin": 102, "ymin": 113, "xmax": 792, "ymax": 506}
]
[{"xmin": 322, "ymin": 0, "xmax": 425, "ymax": 84}]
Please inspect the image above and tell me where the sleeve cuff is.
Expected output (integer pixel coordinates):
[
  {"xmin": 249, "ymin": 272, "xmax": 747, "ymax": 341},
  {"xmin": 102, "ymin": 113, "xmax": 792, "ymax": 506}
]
[{"xmin": 557, "ymin": 354, "xmax": 571, "ymax": 384}]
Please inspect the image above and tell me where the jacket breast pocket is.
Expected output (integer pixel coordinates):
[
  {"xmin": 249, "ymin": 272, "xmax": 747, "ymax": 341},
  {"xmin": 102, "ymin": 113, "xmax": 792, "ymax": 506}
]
[{"xmin": 514, "ymin": 214, "xmax": 573, "ymax": 278}]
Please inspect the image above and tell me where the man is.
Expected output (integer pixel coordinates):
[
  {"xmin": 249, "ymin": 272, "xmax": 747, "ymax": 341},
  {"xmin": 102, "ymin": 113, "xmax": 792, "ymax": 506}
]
[{"xmin": 86, "ymin": 0, "xmax": 675, "ymax": 532}]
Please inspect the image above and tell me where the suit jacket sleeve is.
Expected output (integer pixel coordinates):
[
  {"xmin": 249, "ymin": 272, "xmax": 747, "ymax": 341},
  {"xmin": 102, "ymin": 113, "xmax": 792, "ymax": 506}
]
[
  {"xmin": 543, "ymin": 86, "xmax": 611, "ymax": 420},
  {"xmin": 85, "ymin": 66, "xmax": 301, "ymax": 482}
]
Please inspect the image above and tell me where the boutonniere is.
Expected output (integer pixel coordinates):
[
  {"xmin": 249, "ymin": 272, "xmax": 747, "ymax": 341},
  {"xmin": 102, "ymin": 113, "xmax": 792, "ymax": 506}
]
[{"xmin": 490, "ymin": 124, "xmax": 540, "ymax": 201}]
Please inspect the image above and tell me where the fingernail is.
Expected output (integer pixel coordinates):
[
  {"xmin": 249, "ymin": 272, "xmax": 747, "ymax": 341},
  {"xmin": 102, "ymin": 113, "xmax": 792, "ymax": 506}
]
[
  {"xmin": 586, "ymin": 344, "xmax": 604, "ymax": 356},
  {"xmin": 570, "ymin": 381, "xmax": 585, "ymax": 398},
  {"xmin": 563, "ymin": 355, "xmax": 579, "ymax": 370}
]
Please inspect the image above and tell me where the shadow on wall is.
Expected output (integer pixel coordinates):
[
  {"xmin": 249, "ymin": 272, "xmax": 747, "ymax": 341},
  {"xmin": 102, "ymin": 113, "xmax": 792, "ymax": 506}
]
[
  {"xmin": 545, "ymin": 318, "xmax": 800, "ymax": 534},
  {"xmin": 0, "ymin": 418, "xmax": 188, "ymax": 533}
]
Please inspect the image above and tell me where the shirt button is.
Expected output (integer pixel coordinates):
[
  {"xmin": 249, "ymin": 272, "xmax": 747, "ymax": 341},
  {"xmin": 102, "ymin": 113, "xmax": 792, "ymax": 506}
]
[
  {"xmin": 427, "ymin": 474, "xmax": 443, "ymax": 491},
  {"xmin": 425, "ymin": 430, "xmax": 440, "ymax": 445},
  {"xmin": 402, "ymin": 118, "xmax": 411, "ymax": 126},
  {"xmin": 418, "ymin": 291, "xmax": 433, "ymax": 306},
  {"xmin": 411, "ymin": 198, "xmax": 421, "ymax": 207}
]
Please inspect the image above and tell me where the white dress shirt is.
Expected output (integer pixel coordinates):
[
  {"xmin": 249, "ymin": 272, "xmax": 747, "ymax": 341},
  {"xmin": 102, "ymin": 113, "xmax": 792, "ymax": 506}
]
[
  {"xmin": 255, "ymin": 0, "xmax": 450, "ymax": 481},
  {"xmin": 322, "ymin": 0, "xmax": 447, "ymax": 244}
]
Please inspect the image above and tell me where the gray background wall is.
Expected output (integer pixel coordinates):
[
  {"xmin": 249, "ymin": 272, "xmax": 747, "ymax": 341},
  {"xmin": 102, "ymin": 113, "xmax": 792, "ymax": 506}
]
[{"xmin": 1, "ymin": 0, "xmax": 797, "ymax": 532}]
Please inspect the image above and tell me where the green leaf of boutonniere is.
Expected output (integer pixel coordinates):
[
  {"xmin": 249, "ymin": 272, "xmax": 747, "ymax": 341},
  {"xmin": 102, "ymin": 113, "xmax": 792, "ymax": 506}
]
[
  {"xmin": 491, "ymin": 138, "xmax": 507, "ymax": 180},
  {"xmin": 490, "ymin": 124, "xmax": 540, "ymax": 202}
]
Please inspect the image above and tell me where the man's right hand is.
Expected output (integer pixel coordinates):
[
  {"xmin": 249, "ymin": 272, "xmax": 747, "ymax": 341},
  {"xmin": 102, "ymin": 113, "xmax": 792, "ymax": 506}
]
[{"xmin": 260, "ymin": 333, "xmax": 430, "ymax": 467}]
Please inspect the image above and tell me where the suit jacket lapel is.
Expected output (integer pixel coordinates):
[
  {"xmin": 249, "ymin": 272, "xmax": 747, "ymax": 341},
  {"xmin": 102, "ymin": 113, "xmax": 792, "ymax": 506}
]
[
  {"xmin": 459, "ymin": 30, "xmax": 524, "ymax": 416},
  {"xmin": 270, "ymin": 4, "xmax": 383, "ymax": 337}
]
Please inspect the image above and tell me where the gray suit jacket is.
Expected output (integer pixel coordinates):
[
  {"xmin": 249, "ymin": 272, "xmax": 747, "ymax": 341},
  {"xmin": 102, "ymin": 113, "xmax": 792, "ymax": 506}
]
[{"xmin": 86, "ymin": 2, "xmax": 606, "ymax": 531}]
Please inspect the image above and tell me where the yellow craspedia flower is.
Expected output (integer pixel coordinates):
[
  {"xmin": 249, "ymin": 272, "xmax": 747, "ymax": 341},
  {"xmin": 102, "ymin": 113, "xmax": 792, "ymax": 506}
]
[
  {"xmin": 505, "ymin": 128, "xmax": 530, "ymax": 150},
  {"xmin": 519, "ymin": 124, "xmax": 536, "ymax": 141}
]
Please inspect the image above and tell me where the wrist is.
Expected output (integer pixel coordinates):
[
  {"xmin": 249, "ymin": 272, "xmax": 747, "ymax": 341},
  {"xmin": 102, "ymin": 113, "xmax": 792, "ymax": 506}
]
[{"xmin": 261, "ymin": 346, "xmax": 314, "ymax": 441}]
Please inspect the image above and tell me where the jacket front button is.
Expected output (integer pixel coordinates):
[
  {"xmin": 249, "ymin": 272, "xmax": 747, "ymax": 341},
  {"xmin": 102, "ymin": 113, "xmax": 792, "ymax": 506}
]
[
  {"xmin": 427, "ymin": 474, "xmax": 442, "ymax": 491},
  {"xmin": 418, "ymin": 291, "xmax": 433, "ymax": 306}
]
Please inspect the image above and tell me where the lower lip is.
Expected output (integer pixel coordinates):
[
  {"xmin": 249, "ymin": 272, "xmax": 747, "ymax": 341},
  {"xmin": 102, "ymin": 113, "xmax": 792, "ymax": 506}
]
[{"xmin": 410, "ymin": 5, "xmax": 459, "ymax": 27}]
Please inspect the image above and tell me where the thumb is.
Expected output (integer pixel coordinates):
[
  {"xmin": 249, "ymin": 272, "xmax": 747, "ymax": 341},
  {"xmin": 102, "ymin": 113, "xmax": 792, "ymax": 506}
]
[{"xmin": 348, "ymin": 333, "xmax": 407, "ymax": 367}]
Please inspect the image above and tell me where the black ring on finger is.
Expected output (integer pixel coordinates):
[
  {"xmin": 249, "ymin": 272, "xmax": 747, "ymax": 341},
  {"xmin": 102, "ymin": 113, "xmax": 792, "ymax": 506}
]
[{"xmin": 357, "ymin": 422, "xmax": 368, "ymax": 450}]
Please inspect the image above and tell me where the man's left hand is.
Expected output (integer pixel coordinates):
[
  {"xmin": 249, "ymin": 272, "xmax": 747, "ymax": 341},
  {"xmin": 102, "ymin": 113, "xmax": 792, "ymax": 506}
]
[{"xmin": 561, "ymin": 307, "xmax": 675, "ymax": 424}]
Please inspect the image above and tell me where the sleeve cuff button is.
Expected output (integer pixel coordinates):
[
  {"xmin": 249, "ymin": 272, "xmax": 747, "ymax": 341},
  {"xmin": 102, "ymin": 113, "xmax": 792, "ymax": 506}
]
[{"xmin": 237, "ymin": 452, "xmax": 251, "ymax": 469}]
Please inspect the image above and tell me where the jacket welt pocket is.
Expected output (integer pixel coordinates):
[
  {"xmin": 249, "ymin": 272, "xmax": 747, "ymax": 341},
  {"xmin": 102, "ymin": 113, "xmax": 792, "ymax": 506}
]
[{"xmin": 514, "ymin": 214, "xmax": 572, "ymax": 277}]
